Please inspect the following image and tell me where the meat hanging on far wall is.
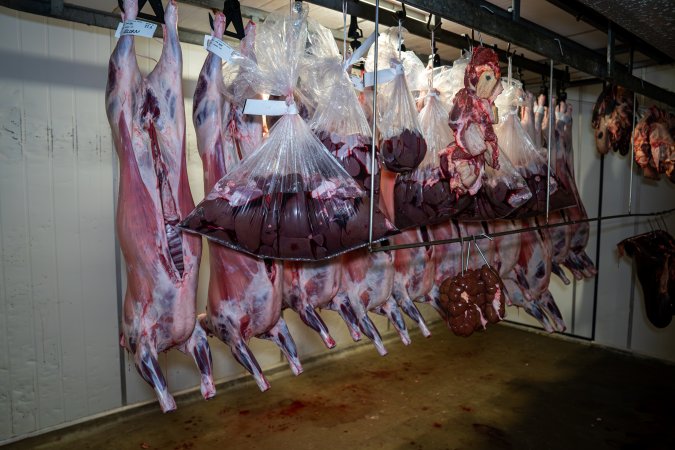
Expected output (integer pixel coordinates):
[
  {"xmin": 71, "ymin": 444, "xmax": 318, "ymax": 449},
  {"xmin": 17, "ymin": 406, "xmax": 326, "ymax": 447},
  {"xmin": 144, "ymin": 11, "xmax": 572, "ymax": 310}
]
[
  {"xmin": 618, "ymin": 230, "xmax": 675, "ymax": 328},
  {"xmin": 591, "ymin": 84, "xmax": 636, "ymax": 155},
  {"xmin": 633, "ymin": 105, "xmax": 675, "ymax": 182},
  {"xmin": 105, "ymin": 0, "xmax": 214, "ymax": 412}
]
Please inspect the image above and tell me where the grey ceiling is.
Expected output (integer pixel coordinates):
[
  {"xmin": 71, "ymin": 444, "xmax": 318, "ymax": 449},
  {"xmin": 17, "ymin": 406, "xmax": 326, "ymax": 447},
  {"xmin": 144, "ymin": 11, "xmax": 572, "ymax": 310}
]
[{"xmin": 578, "ymin": 0, "xmax": 675, "ymax": 59}]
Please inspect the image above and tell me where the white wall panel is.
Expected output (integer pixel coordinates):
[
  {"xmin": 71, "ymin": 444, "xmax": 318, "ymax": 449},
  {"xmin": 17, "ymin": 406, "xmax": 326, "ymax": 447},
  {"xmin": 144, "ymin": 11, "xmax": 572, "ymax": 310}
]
[{"xmin": 0, "ymin": 7, "xmax": 121, "ymax": 442}]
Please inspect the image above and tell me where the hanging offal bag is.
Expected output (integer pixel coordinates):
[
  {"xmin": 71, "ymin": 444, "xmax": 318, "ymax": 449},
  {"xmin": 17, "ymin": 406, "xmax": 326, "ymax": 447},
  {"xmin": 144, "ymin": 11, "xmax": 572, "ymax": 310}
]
[
  {"xmin": 180, "ymin": 7, "xmax": 391, "ymax": 261},
  {"xmin": 366, "ymin": 28, "xmax": 427, "ymax": 172},
  {"xmin": 308, "ymin": 28, "xmax": 396, "ymax": 236},
  {"xmin": 393, "ymin": 89, "xmax": 469, "ymax": 229},
  {"xmin": 493, "ymin": 78, "xmax": 559, "ymax": 218}
]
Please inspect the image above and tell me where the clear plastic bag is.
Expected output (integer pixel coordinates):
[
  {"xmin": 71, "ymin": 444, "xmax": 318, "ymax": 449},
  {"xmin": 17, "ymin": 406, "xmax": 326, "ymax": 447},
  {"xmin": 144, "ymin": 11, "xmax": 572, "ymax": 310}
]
[
  {"xmin": 180, "ymin": 7, "xmax": 393, "ymax": 260},
  {"xmin": 366, "ymin": 28, "xmax": 427, "ymax": 172},
  {"xmin": 493, "ymin": 79, "xmax": 558, "ymax": 218},
  {"xmin": 454, "ymin": 151, "xmax": 532, "ymax": 220},
  {"xmin": 393, "ymin": 91, "xmax": 468, "ymax": 229},
  {"xmin": 433, "ymin": 52, "xmax": 470, "ymax": 111},
  {"xmin": 308, "ymin": 29, "xmax": 396, "ymax": 237}
]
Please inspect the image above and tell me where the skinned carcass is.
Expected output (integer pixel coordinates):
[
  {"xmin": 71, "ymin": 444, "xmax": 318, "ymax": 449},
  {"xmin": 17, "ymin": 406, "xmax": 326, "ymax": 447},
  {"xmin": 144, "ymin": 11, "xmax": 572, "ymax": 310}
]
[
  {"xmin": 193, "ymin": 14, "xmax": 302, "ymax": 391},
  {"xmin": 591, "ymin": 84, "xmax": 635, "ymax": 155},
  {"xmin": 105, "ymin": 0, "xmax": 214, "ymax": 412}
]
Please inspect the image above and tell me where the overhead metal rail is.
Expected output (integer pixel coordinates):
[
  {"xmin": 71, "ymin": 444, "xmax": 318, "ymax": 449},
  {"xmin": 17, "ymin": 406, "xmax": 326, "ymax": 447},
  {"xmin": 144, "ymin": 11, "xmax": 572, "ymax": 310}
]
[
  {"xmin": 1, "ymin": 0, "xmax": 567, "ymax": 82},
  {"xmin": 546, "ymin": 0, "xmax": 673, "ymax": 65},
  {"xmin": 385, "ymin": 0, "xmax": 675, "ymax": 107},
  {"xmin": 2, "ymin": 0, "xmax": 674, "ymax": 105}
]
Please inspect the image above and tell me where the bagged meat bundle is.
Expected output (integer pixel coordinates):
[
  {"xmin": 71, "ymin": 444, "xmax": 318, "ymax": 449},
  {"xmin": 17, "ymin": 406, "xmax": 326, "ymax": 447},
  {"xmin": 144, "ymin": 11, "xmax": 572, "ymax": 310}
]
[
  {"xmin": 453, "ymin": 151, "xmax": 532, "ymax": 220},
  {"xmin": 366, "ymin": 28, "xmax": 427, "ymax": 172},
  {"xmin": 393, "ymin": 86, "xmax": 467, "ymax": 229},
  {"xmin": 433, "ymin": 52, "xmax": 470, "ymax": 110},
  {"xmin": 438, "ymin": 264, "xmax": 505, "ymax": 337},
  {"xmin": 440, "ymin": 47, "xmax": 503, "ymax": 196},
  {"xmin": 308, "ymin": 26, "xmax": 395, "ymax": 235},
  {"xmin": 591, "ymin": 84, "xmax": 636, "ymax": 155},
  {"xmin": 494, "ymin": 77, "xmax": 559, "ymax": 217},
  {"xmin": 180, "ymin": 7, "xmax": 394, "ymax": 260},
  {"xmin": 633, "ymin": 105, "xmax": 675, "ymax": 181}
]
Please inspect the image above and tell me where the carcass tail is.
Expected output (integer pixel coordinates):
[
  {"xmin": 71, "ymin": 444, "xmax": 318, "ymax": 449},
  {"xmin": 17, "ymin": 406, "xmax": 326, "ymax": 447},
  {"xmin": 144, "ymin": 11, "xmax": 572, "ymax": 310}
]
[{"xmin": 261, "ymin": 317, "xmax": 303, "ymax": 376}]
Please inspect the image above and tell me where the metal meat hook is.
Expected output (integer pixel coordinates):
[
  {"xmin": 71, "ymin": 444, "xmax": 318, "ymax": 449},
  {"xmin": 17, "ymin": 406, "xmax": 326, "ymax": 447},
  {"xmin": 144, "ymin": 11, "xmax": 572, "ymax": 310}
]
[
  {"xmin": 118, "ymin": 0, "xmax": 165, "ymax": 24},
  {"xmin": 208, "ymin": 0, "xmax": 246, "ymax": 40}
]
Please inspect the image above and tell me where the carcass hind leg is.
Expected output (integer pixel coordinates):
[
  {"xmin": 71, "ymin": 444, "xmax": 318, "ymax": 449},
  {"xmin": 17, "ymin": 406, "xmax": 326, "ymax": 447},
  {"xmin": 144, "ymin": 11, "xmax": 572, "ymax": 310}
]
[
  {"xmin": 134, "ymin": 343, "xmax": 176, "ymax": 413},
  {"xmin": 551, "ymin": 262, "xmax": 571, "ymax": 285},
  {"xmin": 178, "ymin": 316, "xmax": 216, "ymax": 400},
  {"xmin": 374, "ymin": 298, "xmax": 411, "ymax": 346},
  {"xmin": 297, "ymin": 304, "xmax": 336, "ymax": 349},
  {"xmin": 229, "ymin": 337, "xmax": 270, "ymax": 392},
  {"xmin": 329, "ymin": 293, "xmax": 362, "ymax": 342},
  {"xmin": 261, "ymin": 316, "xmax": 303, "ymax": 376},
  {"xmin": 424, "ymin": 288, "xmax": 448, "ymax": 322},
  {"xmin": 538, "ymin": 291, "xmax": 567, "ymax": 332},
  {"xmin": 356, "ymin": 311, "xmax": 387, "ymax": 356},
  {"xmin": 398, "ymin": 293, "xmax": 431, "ymax": 337}
]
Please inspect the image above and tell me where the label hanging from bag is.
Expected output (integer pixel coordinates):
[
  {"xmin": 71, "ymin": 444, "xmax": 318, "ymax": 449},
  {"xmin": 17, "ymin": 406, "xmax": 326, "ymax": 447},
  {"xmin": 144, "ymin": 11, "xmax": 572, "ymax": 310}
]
[
  {"xmin": 115, "ymin": 19, "xmax": 157, "ymax": 39},
  {"xmin": 203, "ymin": 35, "xmax": 239, "ymax": 63},
  {"xmin": 243, "ymin": 99, "xmax": 298, "ymax": 116},
  {"xmin": 343, "ymin": 32, "xmax": 377, "ymax": 70}
]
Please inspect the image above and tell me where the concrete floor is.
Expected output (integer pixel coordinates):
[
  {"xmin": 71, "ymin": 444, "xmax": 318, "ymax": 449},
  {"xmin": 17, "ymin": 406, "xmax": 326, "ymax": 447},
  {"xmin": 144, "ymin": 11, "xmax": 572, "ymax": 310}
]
[{"xmin": 7, "ymin": 323, "xmax": 675, "ymax": 450}]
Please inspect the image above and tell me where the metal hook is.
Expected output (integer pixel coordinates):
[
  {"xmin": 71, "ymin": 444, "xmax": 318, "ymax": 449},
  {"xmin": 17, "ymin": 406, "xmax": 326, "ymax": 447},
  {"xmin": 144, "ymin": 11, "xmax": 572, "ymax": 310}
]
[
  {"xmin": 554, "ymin": 37, "xmax": 564, "ymax": 56},
  {"xmin": 425, "ymin": 13, "xmax": 441, "ymax": 32},
  {"xmin": 462, "ymin": 33, "xmax": 473, "ymax": 52},
  {"xmin": 480, "ymin": 4, "xmax": 495, "ymax": 14},
  {"xmin": 477, "ymin": 31, "xmax": 484, "ymax": 47},
  {"xmin": 473, "ymin": 236, "xmax": 491, "ymax": 268},
  {"xmin": 465, "ymin": 236, "xmax": 472, "ymax": 271},
  {"xmin": 459, "ymin": 234, "xmax": 465, "ymax": 276}
]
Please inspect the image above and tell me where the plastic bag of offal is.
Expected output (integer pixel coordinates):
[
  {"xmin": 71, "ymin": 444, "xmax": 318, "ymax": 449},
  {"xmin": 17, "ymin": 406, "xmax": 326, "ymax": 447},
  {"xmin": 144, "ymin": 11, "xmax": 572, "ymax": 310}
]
[
  {"xmin": 393, "ymin": 89, "xmax": 470, "ymax": 229},
  {"xmin": 180, "ymin": 7, "xmax": 384, "ymax": 261},
  {"xmin": 454, "ymin": 150, "xmax": 532, "ymax": 220},
  {"xmin": 366, "ymin": 27, "xmax": 427, "ymax": 172},
  {"xmin": 308, "ymin": 27, "xmax": 396, "ymax": 238},
  {"xmin": 493, "ymin": 77, "xmax": 559, "ymax": 218}
]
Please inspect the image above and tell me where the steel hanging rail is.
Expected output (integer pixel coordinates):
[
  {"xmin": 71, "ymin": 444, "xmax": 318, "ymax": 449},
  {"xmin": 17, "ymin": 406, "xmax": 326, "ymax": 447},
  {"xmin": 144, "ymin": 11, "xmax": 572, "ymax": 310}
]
[
  {"xmin": 384, "ymin": 0, "xmax": 675, "ymax": 107},
  {"xmin": 371, "ymin": 208, "xmax": 675, "ymax": 253}
]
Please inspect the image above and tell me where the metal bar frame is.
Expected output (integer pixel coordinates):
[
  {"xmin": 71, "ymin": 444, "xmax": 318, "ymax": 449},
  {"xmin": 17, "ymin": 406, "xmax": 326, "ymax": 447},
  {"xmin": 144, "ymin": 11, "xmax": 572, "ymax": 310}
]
[{"xmin": 371, "ymin": 208, "xmax": 675, "ymax": 253}]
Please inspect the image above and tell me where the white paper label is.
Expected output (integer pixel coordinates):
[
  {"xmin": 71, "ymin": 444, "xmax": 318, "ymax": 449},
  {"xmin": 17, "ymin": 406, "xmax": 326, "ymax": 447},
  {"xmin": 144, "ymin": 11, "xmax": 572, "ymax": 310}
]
[
  {"xmin": 203, "ymin": 35, "xmax": 238, "ymax": 63},
  {"xmin": 243, "ymin": 99, "xmax": 298, "ymax": 116},
  {"xmin": 115, "ymin": 19, "xmax": 157, "ymax": 39},
  {"xmin": 343, "ymin": 32, "xmax": 377, "ymax": 70},
  {"xmin": 363, "ymin": 68, "xmax": 397, "ymax": 87}
]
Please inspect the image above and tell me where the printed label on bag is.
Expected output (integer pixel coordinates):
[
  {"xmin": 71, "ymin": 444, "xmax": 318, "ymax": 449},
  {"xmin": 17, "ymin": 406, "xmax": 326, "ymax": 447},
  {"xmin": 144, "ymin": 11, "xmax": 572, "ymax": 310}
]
[
  {"xmin": 115, "ymin": 20, "xmax": 157, "ymax": 39},
  {"xmin": 243, "ymin": 99, "xmax": 298, "ymax": 116},
  {"xmin": 203, "ymin": 35, "xmax": 238, "ymax": 62}
]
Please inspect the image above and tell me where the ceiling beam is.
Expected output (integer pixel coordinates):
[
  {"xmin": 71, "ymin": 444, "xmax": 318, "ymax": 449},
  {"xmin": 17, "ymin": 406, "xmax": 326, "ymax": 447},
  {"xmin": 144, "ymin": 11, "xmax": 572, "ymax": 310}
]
[
  {"xmin": 546, "ymin": 0, "xmax": 673, "ymax": 65},
  {"xmin": 393, "ymin": 0, "xmax": 675, "ymax": 107},
  {"xmin": 304, "ymin": 0, "xmax": 569, "ymax": 81}
]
